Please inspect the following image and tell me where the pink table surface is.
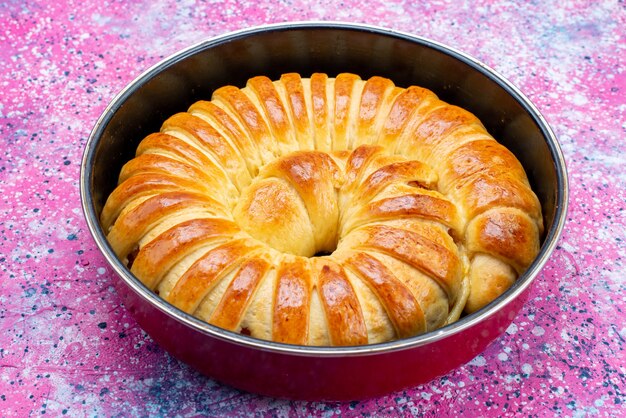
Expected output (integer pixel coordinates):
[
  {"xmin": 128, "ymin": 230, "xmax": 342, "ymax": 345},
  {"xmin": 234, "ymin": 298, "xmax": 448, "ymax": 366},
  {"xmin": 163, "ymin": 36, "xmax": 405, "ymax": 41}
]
[{"xmin": 1, "ymin": 0, "xmax": 625, "ymax": 416}]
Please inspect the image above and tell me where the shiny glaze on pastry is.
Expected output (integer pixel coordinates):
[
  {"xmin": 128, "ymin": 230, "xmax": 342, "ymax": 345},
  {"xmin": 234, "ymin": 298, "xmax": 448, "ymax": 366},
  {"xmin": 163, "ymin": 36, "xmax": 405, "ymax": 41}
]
[{"xmin": 101, "ymin": 73, "xmax": 543, "ymax": 346}]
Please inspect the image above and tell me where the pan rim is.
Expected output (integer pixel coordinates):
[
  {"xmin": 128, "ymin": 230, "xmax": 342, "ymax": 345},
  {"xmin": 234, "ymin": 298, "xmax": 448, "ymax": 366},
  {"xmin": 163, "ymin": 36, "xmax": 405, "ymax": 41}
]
[{"xmin": 80, "ymin": 21, "xmax": 569, "ymax": 357}]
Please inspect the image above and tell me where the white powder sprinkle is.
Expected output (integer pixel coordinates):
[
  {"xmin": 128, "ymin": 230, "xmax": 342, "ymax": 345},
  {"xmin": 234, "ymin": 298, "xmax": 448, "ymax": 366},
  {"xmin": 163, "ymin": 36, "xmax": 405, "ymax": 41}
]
[{"xmin": 532, "ymin": 326, "xmax": 545, "ymax": 336}]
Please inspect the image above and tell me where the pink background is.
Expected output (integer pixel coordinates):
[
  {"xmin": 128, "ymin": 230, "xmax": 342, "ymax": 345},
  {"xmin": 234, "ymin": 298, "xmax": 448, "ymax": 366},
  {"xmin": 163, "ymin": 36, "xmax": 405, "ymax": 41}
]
[{"xmin": 1, "ymin": 0, "xmax": 625, "ymax": 416}]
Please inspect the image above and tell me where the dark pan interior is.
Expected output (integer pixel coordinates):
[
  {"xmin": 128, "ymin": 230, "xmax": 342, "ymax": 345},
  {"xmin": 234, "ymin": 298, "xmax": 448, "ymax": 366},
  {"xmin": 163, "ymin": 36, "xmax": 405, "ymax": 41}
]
[{"xmin": 86, "ymin": 23, "xmax": 560, "ymax": 257}]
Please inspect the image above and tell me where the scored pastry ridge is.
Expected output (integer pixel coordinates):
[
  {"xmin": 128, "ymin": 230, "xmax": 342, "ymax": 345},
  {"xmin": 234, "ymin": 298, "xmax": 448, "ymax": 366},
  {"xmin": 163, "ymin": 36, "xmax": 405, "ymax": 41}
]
[{"xmin": 101, "ymin": 73, "xmax": 543, "ymax": 346}]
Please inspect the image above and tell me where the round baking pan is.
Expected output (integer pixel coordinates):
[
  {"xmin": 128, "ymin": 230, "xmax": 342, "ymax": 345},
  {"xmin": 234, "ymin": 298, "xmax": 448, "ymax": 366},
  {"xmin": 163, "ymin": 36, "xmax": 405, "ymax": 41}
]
[{"xmin": 80, "ymin": 22, "xmax": 568, "ymax": 401}]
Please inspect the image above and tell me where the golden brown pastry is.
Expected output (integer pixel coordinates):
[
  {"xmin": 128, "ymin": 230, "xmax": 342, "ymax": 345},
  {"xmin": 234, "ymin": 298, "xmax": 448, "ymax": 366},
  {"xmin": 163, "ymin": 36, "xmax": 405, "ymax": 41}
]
[{"xmin": 101, "ymin": 73, "xmax": 543, "ymax": 346}]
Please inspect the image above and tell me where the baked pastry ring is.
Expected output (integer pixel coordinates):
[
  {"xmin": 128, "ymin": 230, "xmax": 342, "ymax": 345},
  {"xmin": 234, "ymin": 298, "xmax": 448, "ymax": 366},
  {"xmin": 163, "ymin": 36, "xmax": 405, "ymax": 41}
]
[{"xmin": 101, "ymin": 73, "xmax": 543, "ymax": 346}]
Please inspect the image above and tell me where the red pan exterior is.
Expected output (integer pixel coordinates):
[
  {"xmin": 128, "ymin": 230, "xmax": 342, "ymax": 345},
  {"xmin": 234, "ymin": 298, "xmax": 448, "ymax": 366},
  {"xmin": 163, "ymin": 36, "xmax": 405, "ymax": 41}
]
[{"xmin": 114, "ymin": 274, "xmax": 532, "ymax": 401}]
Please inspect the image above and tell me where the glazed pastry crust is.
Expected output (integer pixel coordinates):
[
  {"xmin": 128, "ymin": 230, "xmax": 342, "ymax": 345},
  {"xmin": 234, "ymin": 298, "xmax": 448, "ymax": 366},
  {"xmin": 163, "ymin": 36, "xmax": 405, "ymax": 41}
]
[{"xmin": 101, "ymin": 73, "xmax": 543, "ymax": 346}]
